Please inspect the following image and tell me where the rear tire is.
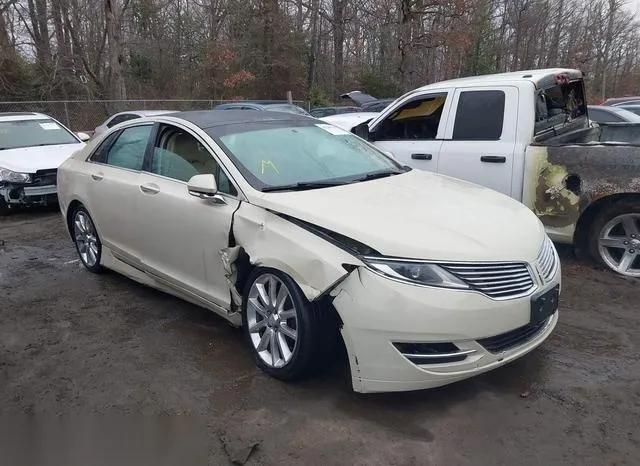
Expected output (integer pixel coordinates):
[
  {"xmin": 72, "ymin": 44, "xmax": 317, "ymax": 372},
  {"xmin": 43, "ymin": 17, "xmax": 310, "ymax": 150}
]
[
  {"xmin": 588, "ymin": 201, "xmax": 640, "ymax": 277},
  {"xmin": 241, "ymin": 267, "xmax": 336, "ymax": 381},
  {"xmin": 71, "ymin": 206, "xmax": 103, "ymax": 273}
]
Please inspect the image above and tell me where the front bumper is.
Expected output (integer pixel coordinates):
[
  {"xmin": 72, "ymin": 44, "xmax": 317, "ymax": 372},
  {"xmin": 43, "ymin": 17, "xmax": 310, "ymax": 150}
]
[
  {"xmin": 0, "ymin": 171, "xmax": 58, "ymax": 208},
  {"xmin": 332, "ymin": 266, "xmax": 560, "ymax": 393}
]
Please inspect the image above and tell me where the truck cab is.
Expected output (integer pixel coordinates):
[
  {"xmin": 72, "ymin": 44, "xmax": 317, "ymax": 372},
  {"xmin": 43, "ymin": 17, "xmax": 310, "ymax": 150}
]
[{"xmin": 341, "ymin": 69, "xmax": 640, "ymax": 278}]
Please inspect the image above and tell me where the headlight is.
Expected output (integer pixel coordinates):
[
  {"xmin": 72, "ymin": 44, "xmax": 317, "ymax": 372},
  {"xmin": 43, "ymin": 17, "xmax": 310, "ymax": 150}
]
[
  {"xmin": 362, "ymin": 257, "xmax": 469, "ymax": 289},
  {"xmin": 0, "ymin": 167, "xmax": 31, "ymax": 183}
]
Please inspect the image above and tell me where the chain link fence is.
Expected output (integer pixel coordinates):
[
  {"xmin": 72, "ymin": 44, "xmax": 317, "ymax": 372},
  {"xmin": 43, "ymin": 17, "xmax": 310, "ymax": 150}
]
[{"xmin": 0, "ymin": 100, "xmax": 309, "ymax": 132}]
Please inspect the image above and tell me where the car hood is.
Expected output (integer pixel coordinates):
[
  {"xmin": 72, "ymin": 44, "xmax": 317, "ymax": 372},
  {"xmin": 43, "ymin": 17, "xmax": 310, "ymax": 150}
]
[
  {"xmin": 0, "ymin": 143, "xmax": 85, "ymax": 173},
  {"xmin": 319, "ymin": 112, "xmax": 379, "ymax": 131},
  {"xmin": 251, "ymin": 170, "xmax": 545, "ymax": 262}
]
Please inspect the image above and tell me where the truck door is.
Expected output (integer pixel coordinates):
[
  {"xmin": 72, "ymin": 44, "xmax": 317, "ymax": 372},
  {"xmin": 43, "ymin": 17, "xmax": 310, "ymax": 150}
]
[
  {"xmin": 437, "ymin": 86, "xmax": 518, "ymax": 196},
  {"xmin": 368, "ymin": 90, "xmax": 453, "ymax": 171}
]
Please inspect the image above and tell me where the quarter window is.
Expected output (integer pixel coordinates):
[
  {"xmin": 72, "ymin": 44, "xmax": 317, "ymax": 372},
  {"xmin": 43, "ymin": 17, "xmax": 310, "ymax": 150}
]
[
  {"xmin": 150, "ymin": 125, "xmax": 237, "ymax": 195},
  {"xmin": 103, "ymin": 125, "xmax": 152, "ymax": 170},
  {"xmin": 453, "ymin": 90, "xmax": 505, "ymax": 140}
]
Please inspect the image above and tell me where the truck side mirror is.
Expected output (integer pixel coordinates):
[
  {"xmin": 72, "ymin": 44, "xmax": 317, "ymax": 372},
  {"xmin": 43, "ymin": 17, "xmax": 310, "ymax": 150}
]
[{"xmin": 352, "ymin": 121, "xmax": 373, "ymax": 141}]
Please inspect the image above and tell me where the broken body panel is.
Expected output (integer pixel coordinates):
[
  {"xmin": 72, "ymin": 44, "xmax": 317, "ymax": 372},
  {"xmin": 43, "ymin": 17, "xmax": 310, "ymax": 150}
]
[{"xmin": 524, "ymin": 124, "xmax": 640, "ymax": 244}]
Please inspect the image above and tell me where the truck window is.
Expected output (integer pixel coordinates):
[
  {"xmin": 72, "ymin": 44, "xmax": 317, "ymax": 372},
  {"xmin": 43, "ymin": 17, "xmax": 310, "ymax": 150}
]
[
  {"xmin": 452, "ymin": 90, "xmax": 505, "ymax": 140},
  {"xmin": 373, "ymin": 93, "xmax": 447, "ymax": 141}
]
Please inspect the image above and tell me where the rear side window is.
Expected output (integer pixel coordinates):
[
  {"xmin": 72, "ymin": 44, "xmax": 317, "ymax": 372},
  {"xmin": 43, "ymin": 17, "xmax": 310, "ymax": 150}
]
[
  {"xmin": 453, "ymin": 90, "xmax": 505, "ymax": 140},
  {"xmin": 589, "ymin": 109, "xmax": 622, "ymax": 123},
  {"xmin": 104, "ymin": 125, "xmax": 152, "ymax": 171}
]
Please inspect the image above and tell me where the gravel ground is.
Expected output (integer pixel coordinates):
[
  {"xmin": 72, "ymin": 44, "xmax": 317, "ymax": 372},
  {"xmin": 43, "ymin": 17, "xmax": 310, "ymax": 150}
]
[{"xmin": 1, "ymin": 209, "xmax": 639, "ymax": 465}]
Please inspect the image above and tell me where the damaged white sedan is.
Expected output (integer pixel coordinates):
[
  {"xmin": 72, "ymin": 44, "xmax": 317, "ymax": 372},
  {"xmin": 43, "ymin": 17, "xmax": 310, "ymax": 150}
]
[
  {"xmin": 0, "ymin": 112, "xmax": 88, "ymax": 214},
  {"xmin": 57, "ymin": 111, "xmax": 561, "ymax": 393}
]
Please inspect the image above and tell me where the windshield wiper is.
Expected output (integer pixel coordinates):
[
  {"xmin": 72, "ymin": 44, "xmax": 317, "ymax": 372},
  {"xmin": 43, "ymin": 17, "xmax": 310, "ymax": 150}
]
[
  {"xmin": 352, "ymin": 169, "xmax": 404, "ymax": 183},
  {"xmin": 262, "ymin": 180, "xmax": 348, "ymax": 192}
]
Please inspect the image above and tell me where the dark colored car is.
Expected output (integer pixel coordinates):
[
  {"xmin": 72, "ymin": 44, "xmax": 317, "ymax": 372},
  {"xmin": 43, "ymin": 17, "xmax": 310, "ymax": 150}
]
[
  {"xmin": 214, "ymin": 102, "xmax": 311, "ymax": 116},
  {"xmin": 611, "ymin": 104, "xmax": 640, "ymax": 116},
  {"xmin": 602, "ymin": 96, "xmax": 640, "ymax": 106},
  {"xmin": 587, "ymin": 105, "xmax": 640, "ymax": 123},
  {"xmin": 309, "ymin": 106, "xmax": 361, "ymax": 118}
]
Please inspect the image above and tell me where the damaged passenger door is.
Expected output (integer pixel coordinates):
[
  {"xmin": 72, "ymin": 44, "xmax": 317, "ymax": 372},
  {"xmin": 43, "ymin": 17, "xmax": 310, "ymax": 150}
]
[{"xmin": 136, "ymin": 123, "xmax": 241, "ymax": 311}]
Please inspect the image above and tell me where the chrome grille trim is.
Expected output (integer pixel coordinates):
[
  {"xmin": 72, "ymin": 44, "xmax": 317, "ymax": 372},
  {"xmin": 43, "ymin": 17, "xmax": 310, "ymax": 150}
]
[
  {"xmin": 537, "ymin": 236, "xmax": 558, "ymax": 282},
  {"xmin": 440, "ymin": 262, "xmax": 535, "ymax": 299}
]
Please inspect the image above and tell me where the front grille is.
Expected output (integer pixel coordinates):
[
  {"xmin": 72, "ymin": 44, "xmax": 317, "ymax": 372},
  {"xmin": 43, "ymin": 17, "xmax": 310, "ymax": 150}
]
[
  {"xmin": 440, "ymin": 262, "xmax": 535, "ymax": 299},
  {"xmin": 477, "ymin": 317, "xmax": 550, "ymax": 353},
  {"xmin": 32, "ymin": 169, "xmax": 57, "ymax": 186},
  {"xmin": 537, "ymin": 236, "xmax": 558, "ymax": 282}
]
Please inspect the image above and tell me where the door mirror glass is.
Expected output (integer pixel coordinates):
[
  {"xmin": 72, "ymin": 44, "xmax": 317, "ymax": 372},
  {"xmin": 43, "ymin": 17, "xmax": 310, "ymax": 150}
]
[
  {"xmin": 353, "ymin": 121, "xmax": 372, "ymax": 140},
  {"xmin": 187, "ymin": 174, "xmax": 218, "ymax": 199},
  {"xmin": 76, "ymin": 132, "xmax": 91, "ymax": 141}
]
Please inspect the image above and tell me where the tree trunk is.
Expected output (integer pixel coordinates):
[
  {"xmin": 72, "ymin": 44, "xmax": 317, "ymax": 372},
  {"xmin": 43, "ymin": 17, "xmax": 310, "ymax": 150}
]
[{"xmin": 105, "ymin": 0, "xmax": 127, "ymax": 100}]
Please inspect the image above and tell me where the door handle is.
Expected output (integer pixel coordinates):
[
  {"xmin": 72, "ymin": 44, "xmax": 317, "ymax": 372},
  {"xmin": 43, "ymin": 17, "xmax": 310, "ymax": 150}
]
[
  {"xmin": 139, "ymin": 184, "xmax": 160, "ymax": 195},
  {"xmin": 411, "ymin": 153, "xmax": 433, "ymax": 160},
  {"xmin": 480, "ymin": 156, "xmax": 507, "ymax": 163},
  {"xmin": 90, "ymin": 173, "xmax": 104, "ymax": 181}
]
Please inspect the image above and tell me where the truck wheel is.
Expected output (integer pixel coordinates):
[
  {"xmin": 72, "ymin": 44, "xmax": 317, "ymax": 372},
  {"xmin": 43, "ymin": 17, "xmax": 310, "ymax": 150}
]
[
  {"xmin": 241, "ymin": 267, "xmax": 334, "ymax": 381},
  {"xmin": 588, "ymin": 202, "xmax": 640, "ymax": 277}
]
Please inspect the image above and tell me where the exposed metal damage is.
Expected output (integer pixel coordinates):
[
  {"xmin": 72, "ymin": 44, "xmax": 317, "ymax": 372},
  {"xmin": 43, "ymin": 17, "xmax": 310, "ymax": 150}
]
[{"xmin": 523, "ymin": 143, "xmax": 640, "ymax": 240}]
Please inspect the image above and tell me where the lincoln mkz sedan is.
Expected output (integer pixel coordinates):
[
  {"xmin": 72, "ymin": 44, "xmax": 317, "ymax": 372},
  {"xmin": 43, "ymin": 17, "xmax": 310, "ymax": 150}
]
[{"xmin": 57, "ymin": 111, "xmax": 561, "ymax": 393}]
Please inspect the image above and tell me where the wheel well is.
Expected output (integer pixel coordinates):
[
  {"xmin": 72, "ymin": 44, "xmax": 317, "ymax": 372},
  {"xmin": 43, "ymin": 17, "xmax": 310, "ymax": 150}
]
[
  {"xmin": 65, "ymin": 200, "xmax": 83, "ymax": 238},
  {"xmin": 574, "ymin": 193, "xmax": 640, "ymax": 250}
]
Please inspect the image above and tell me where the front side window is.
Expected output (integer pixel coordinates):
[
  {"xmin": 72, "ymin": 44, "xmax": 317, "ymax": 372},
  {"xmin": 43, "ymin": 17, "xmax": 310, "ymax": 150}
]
[
  {"xmin": 0, "ymin": 119, "xmax": 78, "ymax": 150},
  {"xmin": 104, "ymin": 125, "xmax": 152, "ymax": 171},
  {"xmin": 214, "ymin": 122, "xmax": 403, "ymax": 191},
  {"xmin": 374, "ymin": 94, "xmax": 447, "ymax": 141},
  {"xmin": 453, "ymin": 90, "xmax": 505, "ymax": 140},
  {"xmin": 150, "ymin": 125, "xmax": 237, "ymax": 195}
]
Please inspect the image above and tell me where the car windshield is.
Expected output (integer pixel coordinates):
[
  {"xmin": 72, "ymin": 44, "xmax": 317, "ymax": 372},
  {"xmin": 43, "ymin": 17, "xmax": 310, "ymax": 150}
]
[
  {"xmin": 213, "ymin": 122, "xmax": 404, "ymax": 191},
  {"xmin": 265, "ymin": 104, "xmax": 310, "ymax": 116},
  {"xmin": 0, "ymin": 119, "xmax": 78, "ymax": 150}
]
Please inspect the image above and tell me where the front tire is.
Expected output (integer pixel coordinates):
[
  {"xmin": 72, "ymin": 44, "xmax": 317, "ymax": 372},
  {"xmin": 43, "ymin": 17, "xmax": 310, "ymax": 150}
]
[
  {"xmin": 241, "ymin": 268, "xmax": 329, "ymax": 381},
  {"xmin": 71, "ymin": 206, "xmax": 103, "ymax": 273},
  {"xmin": 588, "ymin": 202, "xmax": 640, "ymax": 277}
]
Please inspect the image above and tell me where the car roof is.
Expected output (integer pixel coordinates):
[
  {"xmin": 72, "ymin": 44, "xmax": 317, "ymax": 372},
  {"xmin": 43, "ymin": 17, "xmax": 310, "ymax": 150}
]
[
  {"xmin": 0, "ymin": 112, "xmax": 52, "ymax": 122},
  {"xmin": 115, "ymin": 110, "xmax": 174, "ymax": 116},
  {"xmin": 169, "ymin": 110, "xmax": 315, "ymax": 129},
  {"xmin": 411, "ymin": 68, "xmax": 583, "ymax": 92},
  {"xmin": 588, "ymin": 105, "xmax": 640, "ymax": 120}
]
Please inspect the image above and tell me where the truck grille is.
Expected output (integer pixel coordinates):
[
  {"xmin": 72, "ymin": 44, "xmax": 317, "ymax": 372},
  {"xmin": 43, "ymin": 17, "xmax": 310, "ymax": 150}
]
[
  {"xmin": 536, "ymin": 236, "xmax": 558, "ymax": 282},
  {"xmin": 440, "ymin": 262, "xmax": 534, "ymax": 299},
  {"xmin": 32, "ymin": 169, "xmax": 57, "ymax": 187}
]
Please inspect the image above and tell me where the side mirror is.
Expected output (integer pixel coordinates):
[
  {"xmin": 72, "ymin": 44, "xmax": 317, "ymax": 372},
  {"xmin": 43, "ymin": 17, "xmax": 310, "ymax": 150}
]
[
  {"xmin": 352, "ymin": 121, "xmax": 373, "ymax": 141},
  {"xmin": 76, "ymin": 132, "xmax": 91, "ymax": 142},
  {"xmin": 382, "ymin": 150, "xmax": 396, "ymax": 160},
  {"xmin": 187, "ymin": 174, "xmax": 218, "ymax": 200}
]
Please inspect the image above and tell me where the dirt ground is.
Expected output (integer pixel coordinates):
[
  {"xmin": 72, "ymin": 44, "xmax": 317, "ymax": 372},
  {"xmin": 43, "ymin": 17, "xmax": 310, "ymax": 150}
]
[{"xmin": 1, "ymin": 209, "xmax": 639, "ymax": 465}]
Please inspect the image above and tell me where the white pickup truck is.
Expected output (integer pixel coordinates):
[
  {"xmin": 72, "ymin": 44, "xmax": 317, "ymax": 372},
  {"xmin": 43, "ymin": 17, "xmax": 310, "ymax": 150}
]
[{"xmin": 323, "ymin": 68, "xmax": 640, "ymax": 277}]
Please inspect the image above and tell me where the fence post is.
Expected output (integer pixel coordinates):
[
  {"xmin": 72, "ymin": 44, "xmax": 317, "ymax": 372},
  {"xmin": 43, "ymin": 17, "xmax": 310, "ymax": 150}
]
[
  {"xmin": 64, "ymin": 101, "xmax": 71, "ymax": 128},
  {"xmin": 286, "ymin": 91, "xmax": 293, "ymax": 104}
]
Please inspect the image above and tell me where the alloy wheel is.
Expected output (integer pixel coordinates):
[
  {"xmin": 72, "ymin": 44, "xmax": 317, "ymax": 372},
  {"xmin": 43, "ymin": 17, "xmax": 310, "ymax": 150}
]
[
  {"xmin": 246, "ymin": 273, "xmax": 299, "ymax": 368},
  {"xmin": 598, "ymin": 213, "xmax": 640, "ymax": 277},
  {"xmin": 73, "ymin": 210, "xmax": 100, "ymax": 267}
]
